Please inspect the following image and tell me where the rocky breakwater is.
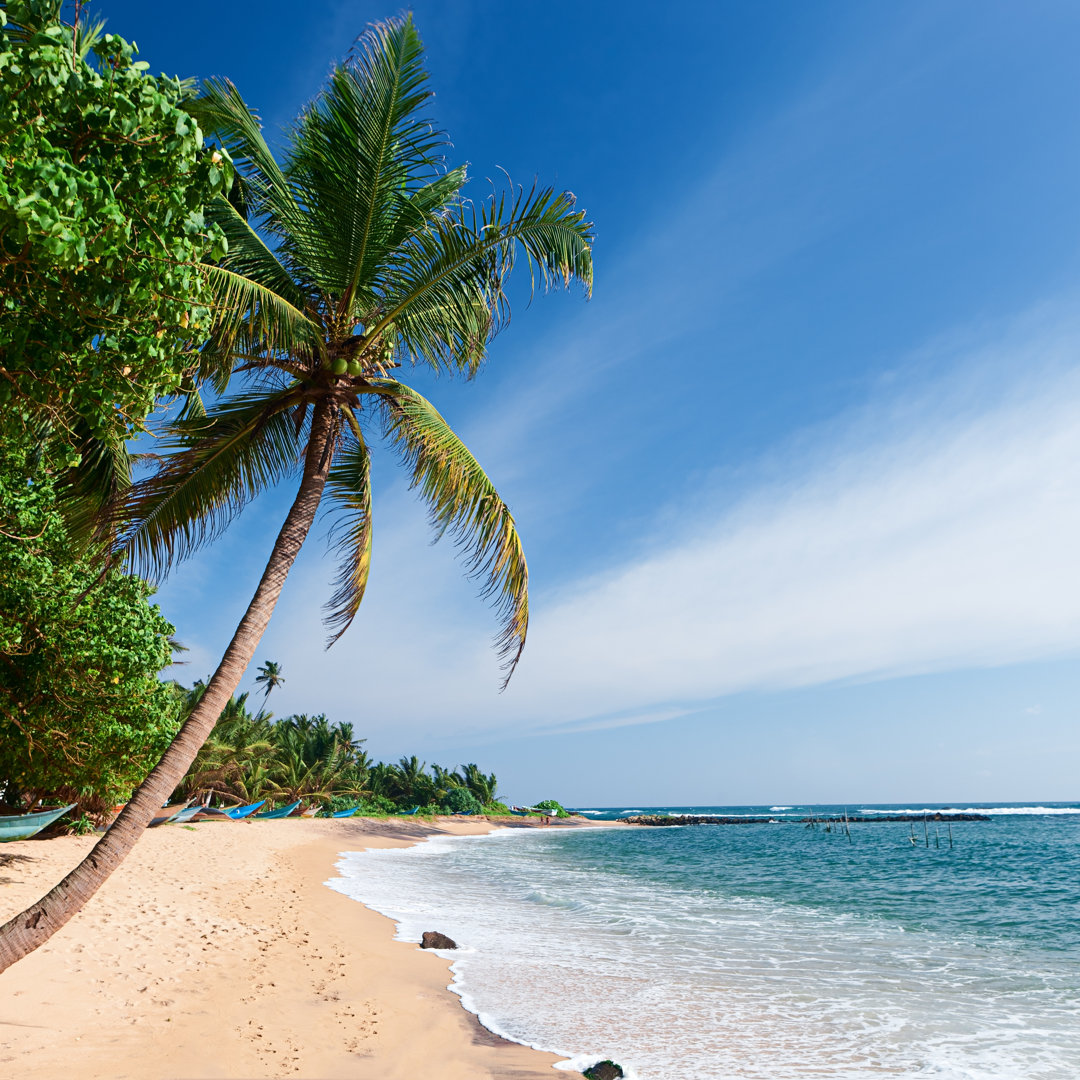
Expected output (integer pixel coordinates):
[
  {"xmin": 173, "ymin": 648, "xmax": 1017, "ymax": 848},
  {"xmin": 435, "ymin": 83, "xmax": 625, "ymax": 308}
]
[
  {"xmin": 619, "ymin": 812, "xmax": 992, "ymax": 826},
  {"xmin": 619, "ymin": 815, "xmax": 777, "ymax": 826},
  {"xmin": 828, "ymin": 812, "xmax": 991, "ymax": 823}
]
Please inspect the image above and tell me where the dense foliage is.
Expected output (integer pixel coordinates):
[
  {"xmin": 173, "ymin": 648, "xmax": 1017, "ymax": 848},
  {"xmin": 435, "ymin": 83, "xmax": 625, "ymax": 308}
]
[
  {"xmin": 0, "ymin": 433, "xmax": 181, "ymax": 817},
  {"xmin": 170, "ymin": 684, "xmax": 509, "ymax": 815},
  {"xmin": 0, "ymin": 0, "xmax": 230, "ymax": 442}
]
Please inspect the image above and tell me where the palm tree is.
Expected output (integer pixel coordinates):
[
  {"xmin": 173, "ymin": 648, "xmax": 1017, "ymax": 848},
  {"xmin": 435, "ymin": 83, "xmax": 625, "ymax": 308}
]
[
  {"xmin": 460, "ymin": 763, "xmax": 499, "ymax": 805},
  {"xmin": 254, "ymin": 659, "xmax": 285, "ymax": 702},
  {"xmin": 0, "ymin": 16, "xmax": 592, "ymax": 970}
]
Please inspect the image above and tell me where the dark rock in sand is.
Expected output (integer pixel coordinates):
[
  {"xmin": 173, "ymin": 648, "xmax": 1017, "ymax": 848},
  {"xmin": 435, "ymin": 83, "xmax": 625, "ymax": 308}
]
[
  {"xmin": 583, "ymin": 1061, "xmax": 624, "ymax": 1080},
  {"xmin": 420, "ymin": 930, "xmax": 457, "ymax": 950}
]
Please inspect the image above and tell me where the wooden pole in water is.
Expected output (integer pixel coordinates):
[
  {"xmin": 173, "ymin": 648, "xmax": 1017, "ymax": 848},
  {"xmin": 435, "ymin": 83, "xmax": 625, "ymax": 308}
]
[
  {"xmin": 923, "ymin": 816, "xmax": 929, "ymax": 848},
  {"xmin": 910, "ymin": 821, "xmax": 916, "ymax": 845},
  {"xmin": 935, "ymin": 824, "xmax": 940, "ymax": 849},
  {"xmin": 844, "ymin": 807, "xmax": 852, "ymax": 843},
  {"xmin": 948, "ymin": 821, "xmax": 953, "ymax": 850}
]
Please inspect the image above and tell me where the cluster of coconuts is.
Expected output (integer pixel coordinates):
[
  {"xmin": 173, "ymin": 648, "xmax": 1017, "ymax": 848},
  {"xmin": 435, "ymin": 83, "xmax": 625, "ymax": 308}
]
[
  {"xmin": 325, "ymin": 357, "xmax": 363, "ymax": 377},
  {"xmin": 322, "ymin": 334, "xmax": 395, "ymax": 379}
]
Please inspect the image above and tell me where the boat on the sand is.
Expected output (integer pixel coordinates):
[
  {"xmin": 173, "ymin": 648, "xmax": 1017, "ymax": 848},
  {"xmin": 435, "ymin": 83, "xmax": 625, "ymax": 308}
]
[{"xmin": 0, "ymin": 803, "xmax": 77, "ymax": 842}]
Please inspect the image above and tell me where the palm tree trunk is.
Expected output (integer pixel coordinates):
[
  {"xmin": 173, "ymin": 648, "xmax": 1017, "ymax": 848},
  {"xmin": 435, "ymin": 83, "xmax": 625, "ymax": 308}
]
[{"xmin": 0, "ymin": 403, "xmax": 337, "ymax": 973}]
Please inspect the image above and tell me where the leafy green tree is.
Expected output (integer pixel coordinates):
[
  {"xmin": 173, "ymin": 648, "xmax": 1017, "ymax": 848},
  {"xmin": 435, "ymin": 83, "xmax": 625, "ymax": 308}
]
[
  {"xmin": 0, "ymin": 432, "xmax": 180, "ymax": 818},
  {"xmin": 0, "ymin": 15, "xmax": 590, "ymax": 970},
  {"xmin": 366, "ymin": 761, "xmax": 400, "ymax": 801},
  {"xmin": 441, "ymin": 787, "xmax": 482, "ymax": 815},
  {"xmin": 0, "ymin": 1, "xmax": 231, "ymax": 444}
]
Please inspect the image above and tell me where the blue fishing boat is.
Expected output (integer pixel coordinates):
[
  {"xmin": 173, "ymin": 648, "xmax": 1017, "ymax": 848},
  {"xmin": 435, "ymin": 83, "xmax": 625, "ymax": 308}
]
[
  {"xmin": 225, "ymin": 800, "xmax": 266, "ymax": 819},
  {"xmin": 0, "ymin": 804, "xmax": 77, "ymax": 842},
  {"xmin": 255, "ymin": 800, "xmax": 302, "ymax": 819},
  {"xmin": 332, "ymin": 806, "xmax": 361, "ymax": 818}
]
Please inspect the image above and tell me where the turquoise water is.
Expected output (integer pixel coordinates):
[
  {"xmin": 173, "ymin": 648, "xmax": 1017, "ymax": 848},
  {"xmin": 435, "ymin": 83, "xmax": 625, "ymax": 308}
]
[{"xmin": 331, "ymin": 804, "xmax": 1080, "ymax": 1079}]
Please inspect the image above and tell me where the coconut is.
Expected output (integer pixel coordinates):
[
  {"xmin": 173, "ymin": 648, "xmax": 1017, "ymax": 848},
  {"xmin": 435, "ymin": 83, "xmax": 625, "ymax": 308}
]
[
  {"xmin": 347, "ymin": 360, "xmax": 363, "ymax": 377},
  {"xmin": 331, "ymin": 358, "xmax": 348, "ymax": 376}
]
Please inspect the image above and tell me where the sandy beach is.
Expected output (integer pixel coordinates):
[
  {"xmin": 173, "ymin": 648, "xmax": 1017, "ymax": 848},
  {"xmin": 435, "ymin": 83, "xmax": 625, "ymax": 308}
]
[{"xmin": 0, "ymin": 817, "xmax": 591, "ymax": 1079}]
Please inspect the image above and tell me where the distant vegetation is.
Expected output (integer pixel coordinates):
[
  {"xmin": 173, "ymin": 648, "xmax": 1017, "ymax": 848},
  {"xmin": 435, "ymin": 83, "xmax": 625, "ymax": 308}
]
[{"xmin": 172, "ymin": 681, "xmax": 509, "ymax": 816}]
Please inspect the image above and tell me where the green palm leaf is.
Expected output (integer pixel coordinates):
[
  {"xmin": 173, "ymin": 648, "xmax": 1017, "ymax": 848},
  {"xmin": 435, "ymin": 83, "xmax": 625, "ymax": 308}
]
[
  {"xmin": 323, "ymin": 414, "xmax": 373, "ymax": 643},
  {"xmin": 189, "ymin": 78, "xmax": 306, "ymax": 241},
  {"xmin": 203, "ymin": 264, "xmax": 321, "ymax": 365},
  {"xmin": 58, "ymin": 424, "xmax": 133, "ymax": 549},
  {"xmin": 115, "ymin": 385, "xmax": 308, "ymax": 579},
  {"xmin": 376, "ymin": 380, "xmax": 529, "ymax": 686},
  {"xmin": 373, "ymin": 181, "xmax": 593, "ymax": 375},
  {"xmin": 286, "ymin": 16, "xmax": 446, "ymax": 308}
]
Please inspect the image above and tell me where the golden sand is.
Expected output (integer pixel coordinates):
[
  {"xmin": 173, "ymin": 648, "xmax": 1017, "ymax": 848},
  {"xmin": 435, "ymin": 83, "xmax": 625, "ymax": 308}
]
[{"xmin": 0, "ymin": 816, "xmax": 586, "ymax": 1078}]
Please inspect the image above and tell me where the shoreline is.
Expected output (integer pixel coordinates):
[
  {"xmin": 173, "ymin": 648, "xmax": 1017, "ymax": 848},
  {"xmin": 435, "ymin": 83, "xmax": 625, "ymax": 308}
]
[{"xmin": 0, "ymin": 815, "xmax": 611, "ymax": 1078}]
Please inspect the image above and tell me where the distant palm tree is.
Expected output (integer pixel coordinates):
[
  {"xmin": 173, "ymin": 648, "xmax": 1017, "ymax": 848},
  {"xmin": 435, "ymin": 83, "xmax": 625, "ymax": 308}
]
[
  {"xmin": 460, "ymin": 763, "xmax": 499, "ymax": 805},
  {"xmin": 0, "ymin": 15, "xmax": 592, "ymax": 970},
  {"xmin": 393, "ymin": 755, "xmax": 433, "ymax": 805},
  {"xmin": 254, "ymin": 660, "xmax": 285, "ymax": 702}
]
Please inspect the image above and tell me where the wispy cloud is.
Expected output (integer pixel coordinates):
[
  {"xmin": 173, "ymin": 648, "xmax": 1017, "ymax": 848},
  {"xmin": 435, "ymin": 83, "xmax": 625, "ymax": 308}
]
[{"xmin": 261, "ymin": 305, "xmax": 1080, "ymax": 742}]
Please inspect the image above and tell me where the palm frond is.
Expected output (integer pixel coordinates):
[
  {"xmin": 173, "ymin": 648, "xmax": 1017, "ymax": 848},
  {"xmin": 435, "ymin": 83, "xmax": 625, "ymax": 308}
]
[
  {"xmin": 190, "ymin": 78, "xmax": 306, "ymax": 238},
  {"xmin": 201, "ymin": 265, "xmax": 322, "ymax": 383},
  {"xmin": 376, "ymin": 381, "xmax": 528, "ymax": 687},
  {"xmin": 374, "ymin": 181, "xmax": 593, "ymax": 375},
  {"xmin": 285, "ymin": 16, "xmax": 447, "ymax": 307},
  {"xmin": 114, "ymin": 385, "xmax": 308, "ymax": 580},
  {"xmin": 59, "ymin": 426, "xmax": 133, "ymax": 549},
  {"xmin": 208, "ymin": 196, "xmax": 309, "ymax": 308},
  {"xmin": 323, "ymin": 412, "xmax": 373, "ymax": 644}
]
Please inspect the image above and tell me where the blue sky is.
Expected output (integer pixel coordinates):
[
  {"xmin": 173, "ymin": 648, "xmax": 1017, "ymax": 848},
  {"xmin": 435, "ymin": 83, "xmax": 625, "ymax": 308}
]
[{"xmin": 99, "ymin": 0, "xmax": 1080, "ymax": 805}]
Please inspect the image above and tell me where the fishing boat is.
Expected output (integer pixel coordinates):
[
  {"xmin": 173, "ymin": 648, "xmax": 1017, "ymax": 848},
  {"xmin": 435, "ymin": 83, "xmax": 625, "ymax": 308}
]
[
  {"xmin": 254, "ymin": 800, "xmax": 302, "ymax": 819},
  {"xmin": 0, "ymin": 804, "xmax": 77, "ymax": 843},
  {"xmin": 190, "ymin": 800, "xmax": 265, "ymax": 822}
]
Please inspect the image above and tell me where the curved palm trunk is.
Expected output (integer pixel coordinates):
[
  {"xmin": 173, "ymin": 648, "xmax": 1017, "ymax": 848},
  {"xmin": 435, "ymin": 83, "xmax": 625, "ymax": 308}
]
[{"xmin": 0, "ymin": 403, "xmax": 336, "ymax": 973}]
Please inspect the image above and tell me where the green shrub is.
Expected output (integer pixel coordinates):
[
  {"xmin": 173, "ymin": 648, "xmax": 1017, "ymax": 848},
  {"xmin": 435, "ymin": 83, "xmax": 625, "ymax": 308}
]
[
  {"xmin": 534, "ymin": 799, "xmax": 569, "ymax": 818},
  {"xmin": 441, "ymin": 787, "xmax": 483, "ymax": 815}
]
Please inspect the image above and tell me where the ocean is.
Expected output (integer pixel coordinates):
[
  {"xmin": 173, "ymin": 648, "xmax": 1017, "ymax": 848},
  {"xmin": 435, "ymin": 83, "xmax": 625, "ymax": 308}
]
[{"xmin": 328, "ymin": 804, "xmax": 1080, "ymax": 1079}]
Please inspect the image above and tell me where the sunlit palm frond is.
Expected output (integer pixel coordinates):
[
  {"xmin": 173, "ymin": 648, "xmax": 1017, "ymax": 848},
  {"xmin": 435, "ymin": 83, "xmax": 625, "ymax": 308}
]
[
  {"xmin": 377, "ymin": 381, "xmax": 529, "ymax": 687},
  {"xmin": 204, "ymin": 265, "xmax": 321, "ymax": 361},
  {"xmin": 190, "ymin": 78, "xmax": 304, "ymax": 236},
  {"xmin": 209, "ymin": 196, "xmax": 308, "ymax": 307},
  {"xmin": 285, "ymin": 16, "xmax": 446, "ymax": 307},
  {"xmin": 323, "ymin": 415, "xmax": 373, "ymax": 644},
  {"xmin": 374, "ymin": 181, "xmax": 593, "ymax": 375},
  {"xmin": 115, "ymin": 386, "xmax": 307, "ymax": 580}
]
